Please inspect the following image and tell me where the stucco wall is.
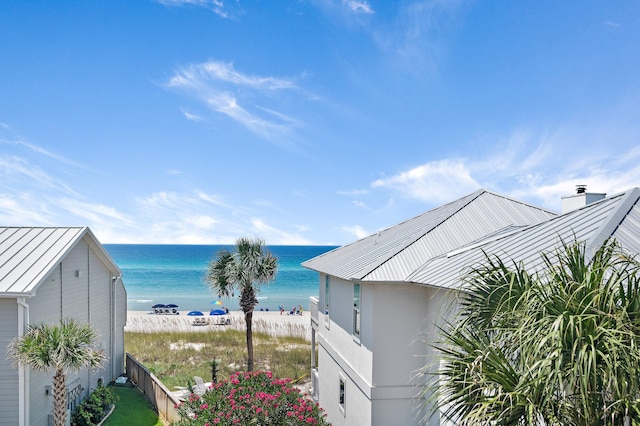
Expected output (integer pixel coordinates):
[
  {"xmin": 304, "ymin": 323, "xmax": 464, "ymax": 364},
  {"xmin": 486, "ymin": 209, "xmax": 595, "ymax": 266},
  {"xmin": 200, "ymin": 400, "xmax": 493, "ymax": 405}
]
[{"xmin": 316, "ymin": 274, "xmax": 456, "ymax": 425}]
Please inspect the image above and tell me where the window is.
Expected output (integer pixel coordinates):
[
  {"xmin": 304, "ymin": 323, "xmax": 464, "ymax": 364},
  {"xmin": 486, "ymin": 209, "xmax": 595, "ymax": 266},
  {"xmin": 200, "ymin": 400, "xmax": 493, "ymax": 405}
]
[
  {"xmin": 324, "ymin": 275, "xmax": 330, "ymax": 326},
  {"xmin": 339, "ymin": 375, "xmax": 346, "ymax": 414},
  {"xmin": 353, "ymin": 283, "xmax": 361, "ymax": 337}
]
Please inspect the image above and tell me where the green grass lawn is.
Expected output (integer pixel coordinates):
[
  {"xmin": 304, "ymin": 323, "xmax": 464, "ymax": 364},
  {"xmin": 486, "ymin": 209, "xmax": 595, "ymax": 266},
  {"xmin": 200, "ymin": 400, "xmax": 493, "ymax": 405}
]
[{"xmin": 103, "ymin": 386, "xmax": 164, "ymax": 426}]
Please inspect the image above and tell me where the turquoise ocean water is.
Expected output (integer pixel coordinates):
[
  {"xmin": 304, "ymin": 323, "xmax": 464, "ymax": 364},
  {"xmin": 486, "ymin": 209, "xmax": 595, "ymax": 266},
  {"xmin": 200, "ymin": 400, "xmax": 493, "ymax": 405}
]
[{"xmin": 104, "ymin": 245, "xmax": 336, "ymax": 313}]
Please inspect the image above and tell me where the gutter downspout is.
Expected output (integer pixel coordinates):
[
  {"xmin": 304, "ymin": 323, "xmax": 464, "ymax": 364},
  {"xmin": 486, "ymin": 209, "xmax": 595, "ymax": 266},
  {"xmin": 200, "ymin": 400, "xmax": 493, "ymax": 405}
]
[
  {"xmin": 112, "ymin": 276, "xmax": 121, "ymax": 379},
  {"xmin": 17, "ymin": 297, "xmax": 30, "ymax": 426}
]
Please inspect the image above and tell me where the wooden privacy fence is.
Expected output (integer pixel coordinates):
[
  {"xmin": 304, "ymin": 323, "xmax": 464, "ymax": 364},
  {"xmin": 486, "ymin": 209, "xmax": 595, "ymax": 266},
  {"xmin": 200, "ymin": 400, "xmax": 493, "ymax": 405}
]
[{"xmin": 126, "ymin": 352, "xmax": 181, "ymax": 423}]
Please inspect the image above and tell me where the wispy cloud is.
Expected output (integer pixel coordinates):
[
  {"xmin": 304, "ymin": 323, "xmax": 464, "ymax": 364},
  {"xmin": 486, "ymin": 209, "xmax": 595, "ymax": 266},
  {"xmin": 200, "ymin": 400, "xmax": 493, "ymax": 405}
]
[
  {"xmin": 314, "ymin": 0, "xmax": 466, "ymax": 76},
  {"xmin": 250, "ymin": 218, "xmax": 314, "ymax": 245},
  {"xmin": 337, "ymin": 189, "xmax": 369, "ymax": 195},
  {"xmin": 156, "ymin": 0, "xmax": 232, "ymax": 19},
  {"xmin": 166, "ymin": 61, "xmax": 304, "ymax": 144},
  {"xmin": 372, "ymin": 158, "xmax": 480, "ymax": 204},
  {"xmin": 370, "ymin": 125, "xmax": 640, "ymax": 212},
  {"xmin": 180, "ymin": 108, "xmax": 206, "ymax": 122},
  {"xmin": 344, "ymin": 0, "xmax": 374, "ymax": 14},
  {"xmin": 341, "ymin": 224, "xmax": 368, "ymax": 240},
  {"xmin": 604, "ymin": 20, "xmax": 621, "ymax": 29}
]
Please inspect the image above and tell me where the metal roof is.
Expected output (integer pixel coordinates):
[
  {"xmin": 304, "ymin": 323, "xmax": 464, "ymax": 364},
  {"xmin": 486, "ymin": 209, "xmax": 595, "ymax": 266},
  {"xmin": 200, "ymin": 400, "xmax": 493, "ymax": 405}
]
[
  {"xmin": 302, "ymin": 189, "xmax": 557, "ymax": 281},
  {"xmin": 0, "ymin": 226, "xmax": 121, "ymax": 297},
  {"xmin": 407, "ymin": 188, "xmax": 640, "ymax": 289}
]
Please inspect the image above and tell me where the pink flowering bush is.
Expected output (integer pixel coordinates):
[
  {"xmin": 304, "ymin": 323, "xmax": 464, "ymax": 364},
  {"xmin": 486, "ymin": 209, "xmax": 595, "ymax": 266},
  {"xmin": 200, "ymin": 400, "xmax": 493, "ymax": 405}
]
[{"xmin": 173, "ymin": 371, "xmax": 330, "ymax": 425}]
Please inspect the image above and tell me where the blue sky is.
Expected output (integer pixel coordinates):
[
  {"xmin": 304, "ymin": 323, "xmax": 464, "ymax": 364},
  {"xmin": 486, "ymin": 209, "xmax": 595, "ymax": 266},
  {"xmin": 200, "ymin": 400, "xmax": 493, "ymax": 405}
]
[{"xmin": 1, "ymin": 1, "xmax": 639, "ymax": 245}]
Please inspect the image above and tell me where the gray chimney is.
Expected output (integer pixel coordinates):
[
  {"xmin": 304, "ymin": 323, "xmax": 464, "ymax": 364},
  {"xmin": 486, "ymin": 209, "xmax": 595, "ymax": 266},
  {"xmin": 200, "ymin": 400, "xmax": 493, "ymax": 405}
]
[{"xmin": 561, "ymin": 185, "xmax": 606, "ymax": 213}]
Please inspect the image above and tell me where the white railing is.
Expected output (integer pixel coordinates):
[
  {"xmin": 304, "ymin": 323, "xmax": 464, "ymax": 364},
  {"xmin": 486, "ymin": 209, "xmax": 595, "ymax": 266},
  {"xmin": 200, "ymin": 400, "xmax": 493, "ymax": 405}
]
[
  {"xmin": 311, "ymin": 367, "xmax": 319, "ymax": 401},
  {"xmin": 310, "ymin": 296, "xmax": 319, "ymax": 328}
]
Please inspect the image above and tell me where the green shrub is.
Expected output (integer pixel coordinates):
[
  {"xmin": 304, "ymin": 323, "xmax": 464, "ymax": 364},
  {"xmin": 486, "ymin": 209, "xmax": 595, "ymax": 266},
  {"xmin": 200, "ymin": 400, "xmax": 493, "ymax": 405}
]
[
  {"xmin": 71, "ymin": 383, "xmax": 117, "ymax": 426},
  {"xmin": 174, "ymin": 370, "xmax": 329, "ymax": 425}
]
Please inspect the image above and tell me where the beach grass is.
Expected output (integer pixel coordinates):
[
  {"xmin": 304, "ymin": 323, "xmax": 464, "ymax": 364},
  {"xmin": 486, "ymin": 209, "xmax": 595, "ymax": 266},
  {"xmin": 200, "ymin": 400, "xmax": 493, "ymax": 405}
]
[{"xmin": 125, "ymin": 328, "xmax": 313, "ymax": 390}]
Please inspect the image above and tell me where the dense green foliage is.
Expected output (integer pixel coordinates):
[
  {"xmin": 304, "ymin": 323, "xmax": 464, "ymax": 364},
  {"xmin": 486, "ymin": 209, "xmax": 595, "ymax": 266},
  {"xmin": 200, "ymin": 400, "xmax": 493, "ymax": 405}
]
[
  {"xmin": 71, "ymin": 383, "xmax": 117, "ymax": 426},
  {"xmin": 174, "ymin": 371, "xmax": 329, "ymax": 425},
  {"xmin": 430, "ymin": 239, "xmax": 640, "ymax": 425},
  {"xmin": 205, "ymin": 237, "xmax": 278, "ymax": 371}
]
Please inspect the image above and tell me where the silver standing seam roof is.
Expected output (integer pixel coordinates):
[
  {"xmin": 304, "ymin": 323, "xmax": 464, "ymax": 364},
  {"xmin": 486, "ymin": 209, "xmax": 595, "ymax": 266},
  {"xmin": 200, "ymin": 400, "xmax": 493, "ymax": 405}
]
[
  {"xmin": 409, "ymin": 188, "xmax": 640, "ymax": 290},
  {"xmin": 302, "ymin": 189, "xmax": 557, "ymax": 282},
  {"xmin": 0, "ymin": 226, "xmax": 121, "ymax": 297}
]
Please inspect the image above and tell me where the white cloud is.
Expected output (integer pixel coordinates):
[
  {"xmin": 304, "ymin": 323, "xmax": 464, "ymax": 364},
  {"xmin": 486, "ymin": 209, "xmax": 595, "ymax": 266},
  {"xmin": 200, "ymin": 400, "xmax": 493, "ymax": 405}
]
[
  {"xmin": 337, "ymin": 188, "xmax": 369, "ymax": 195},
  {"xmin": 181, "ymin": 109, "xmax": 206, "ymax": 122},
  {"xmin": 344, "ymin": 0, "xmax": 374, "ymax": 14},
  {"xmin": 604, "ymin": 20, "xmax": 621, "ymax": 29},
  {"xmin": 370, "ymin": 124, "xmax": 640, "ymax": 213},
  {"xmin": 166, "ymin": 61, "xmax": 303, "ymax": 144},
  {"xmin": 341, "ymin": 225, "xmax": 368, "ymax": 240},
  {"xmin": 250, "ymin": 218, "xmax": 314, "ymax": 245},
  {"xmin": 372, "ymin": 159, "xmax": 480, "ymax": 203},
  {"xmin": 156, "ymin": 0, "xmax": 230, "ymax": 19}
]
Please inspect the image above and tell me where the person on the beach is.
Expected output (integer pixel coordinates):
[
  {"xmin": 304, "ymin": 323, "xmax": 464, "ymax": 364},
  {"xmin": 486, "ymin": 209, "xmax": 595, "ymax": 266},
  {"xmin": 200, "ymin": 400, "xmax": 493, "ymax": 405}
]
[{"xmin": 279, "ymin": 304, "xmax": 284, "ymax": 315}]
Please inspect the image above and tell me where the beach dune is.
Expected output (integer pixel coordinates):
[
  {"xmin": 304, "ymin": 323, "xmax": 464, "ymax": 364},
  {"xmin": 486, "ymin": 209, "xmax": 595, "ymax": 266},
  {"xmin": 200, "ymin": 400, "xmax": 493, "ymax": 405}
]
[{"xmin": 126, "ymin": 310, "xmax": 312, "ymax": 341}]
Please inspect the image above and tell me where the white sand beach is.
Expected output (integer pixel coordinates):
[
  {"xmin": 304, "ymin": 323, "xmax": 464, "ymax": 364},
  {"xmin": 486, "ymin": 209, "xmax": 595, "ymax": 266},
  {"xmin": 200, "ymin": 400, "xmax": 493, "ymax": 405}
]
[{"xmin": 126, "ymin": 309, "xmax": 312, "ymax": 341}]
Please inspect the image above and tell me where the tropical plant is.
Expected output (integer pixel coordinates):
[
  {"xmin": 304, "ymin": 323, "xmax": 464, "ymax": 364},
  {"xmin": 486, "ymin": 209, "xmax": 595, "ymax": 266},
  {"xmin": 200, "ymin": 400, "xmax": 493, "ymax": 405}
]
[
  {"xmin": 173, "ymin": 370, "xmax": 329, "ymax": 425},
  {"xmin": 429, "ymin": 239, "xmax": 640, "ymax": 425},
  {"xmin": 205, "ymin": 237, "xmax": 278, "ymax": 371},
  {"xmin": 8, "ymin": 319, "xmax": 107, "ymax": 426},
  {"xmin": 71, "ymin": 381, "xmax": 117, "ymax": 426}
]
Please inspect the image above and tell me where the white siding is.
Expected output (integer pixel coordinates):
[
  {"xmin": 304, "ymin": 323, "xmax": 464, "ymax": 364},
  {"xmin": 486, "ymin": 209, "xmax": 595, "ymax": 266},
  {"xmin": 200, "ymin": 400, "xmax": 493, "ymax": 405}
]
[
  {"xmin": 114, "ymin": 279, "xmax": 127, "ymax": 376},
  {"xmin": 62, "ymin": 240, "xmax": 90, "ymax": 322},
  {"xmin": 0, "ymin": 299, "xmax": 19, "ymax": 426}
]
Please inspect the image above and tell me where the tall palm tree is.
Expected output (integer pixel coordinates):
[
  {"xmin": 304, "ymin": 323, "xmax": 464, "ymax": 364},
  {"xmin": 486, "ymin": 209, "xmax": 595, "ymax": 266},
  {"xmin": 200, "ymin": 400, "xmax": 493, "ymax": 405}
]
[
  {"xmin": 429, "ymin": 239, "xmax": 640, "ymax": 425},
  {"xmin": 9, "ymin": 318, "xmax": 106, "ymax": 426},
  {"xmin": 206, "ymin": 237, "xmax": 278, "ymax": 371}
]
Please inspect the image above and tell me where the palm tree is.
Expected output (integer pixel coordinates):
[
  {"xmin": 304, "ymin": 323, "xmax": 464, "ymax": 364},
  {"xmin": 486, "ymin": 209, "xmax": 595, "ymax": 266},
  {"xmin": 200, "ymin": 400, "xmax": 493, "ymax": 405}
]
[
  {"xmin": 8, "ymin": 318, "xmax": 106, "ymax": 426},
  {"xmin": 206, "ymin": 237, "xmax": 278, "ymax": 371},
  {"xmin": 429, "ymin": 239, "xmax": 640, "ymax": 425}
]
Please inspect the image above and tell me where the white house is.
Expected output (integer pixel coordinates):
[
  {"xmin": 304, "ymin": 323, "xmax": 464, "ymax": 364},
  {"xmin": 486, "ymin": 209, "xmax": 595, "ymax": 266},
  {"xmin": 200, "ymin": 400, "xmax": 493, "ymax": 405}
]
[
  {"xmin": 0, "ymin": 226, "xmax": 127, "ymax": 426},
  {"xmin": 303, "ymin": 187, "xmax": 640, "ymax": 426}
]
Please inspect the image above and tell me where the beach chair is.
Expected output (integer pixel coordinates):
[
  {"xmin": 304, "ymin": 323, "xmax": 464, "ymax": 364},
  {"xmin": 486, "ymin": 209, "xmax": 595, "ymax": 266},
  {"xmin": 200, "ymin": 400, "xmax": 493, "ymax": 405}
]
[{"xmin": 193, "ymin": 376, "xmax": 208, "ymax": 396}]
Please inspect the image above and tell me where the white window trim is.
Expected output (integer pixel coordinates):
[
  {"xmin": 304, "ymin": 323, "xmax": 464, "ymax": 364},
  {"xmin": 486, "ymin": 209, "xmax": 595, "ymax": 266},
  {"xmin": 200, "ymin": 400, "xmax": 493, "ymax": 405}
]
[
  {"xmin": 324, "ymin": 275, "xmax": 330, "ymax": 329},
  {"xmin": 338, "ymin": 372, "xmax": 346, "ymax": 415}
]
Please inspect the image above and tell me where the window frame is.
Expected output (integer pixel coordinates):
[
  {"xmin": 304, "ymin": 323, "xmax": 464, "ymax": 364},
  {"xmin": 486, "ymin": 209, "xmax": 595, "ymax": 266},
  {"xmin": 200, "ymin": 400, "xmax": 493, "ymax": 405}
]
[
  {"xmin": 338, "ymin": 373, "xmax": 346, "ymax": 415},
  {"xmin": 324, "ymin": 275, "xmax": 330, "ymax": 328},
  {"xmin": 352, "ymin": 282, "xmax": 361, "ymax": 339}
]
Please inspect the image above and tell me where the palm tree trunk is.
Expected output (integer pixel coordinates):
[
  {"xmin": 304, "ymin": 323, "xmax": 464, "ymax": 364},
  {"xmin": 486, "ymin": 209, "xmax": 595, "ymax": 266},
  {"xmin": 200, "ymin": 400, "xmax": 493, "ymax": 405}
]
[
  {"xmin": 53, "ymin": 367, "xmax": 67, "ymax": 426},
  {"xmin": 245, "ymin": 310, "xmax": 254, "ymax": 371}
]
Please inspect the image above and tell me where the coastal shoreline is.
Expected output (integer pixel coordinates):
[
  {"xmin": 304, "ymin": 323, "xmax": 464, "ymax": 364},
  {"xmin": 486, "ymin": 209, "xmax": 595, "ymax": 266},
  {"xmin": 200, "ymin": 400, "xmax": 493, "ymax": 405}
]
[{"xmin": 125, "ymin": 309, "xmax": 312, "ymax": 340}]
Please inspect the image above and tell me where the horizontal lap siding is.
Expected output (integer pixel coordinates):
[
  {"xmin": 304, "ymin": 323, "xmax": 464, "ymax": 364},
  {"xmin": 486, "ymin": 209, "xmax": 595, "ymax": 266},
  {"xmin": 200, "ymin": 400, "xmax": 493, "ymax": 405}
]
[
  {"xmin": 62, "ymin": 240, "xmax": 89, "ymax": 323},
  {"xmin": 115, "ymin": 281, "xmax": 127, "ymax": 376},
  {"xmin": 30, "ymin": 265, "xmax": 62, "ymax": 323},
  {"xmin": 89, "ymin": 248, "xmax": 112, "ymax": 384},
  {"xmin": 0, "ymin": 299, "xmax": 19, "ymax": 426}
]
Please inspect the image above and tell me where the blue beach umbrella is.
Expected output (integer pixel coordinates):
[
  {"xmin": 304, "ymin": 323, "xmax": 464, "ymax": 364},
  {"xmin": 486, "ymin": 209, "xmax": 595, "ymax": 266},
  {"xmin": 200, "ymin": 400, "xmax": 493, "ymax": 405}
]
[
  {"xmin": 210, "ymin": 309, "xmax": 226, "ymax": 316},
  {"xmin": 165, "ymin": 304, "xmax": 179, "ymax": 308},
  {"xmin": 152, "ymin": 304, "xmax": 165, "ymax": 308},
  {"xmin": 187, "ymin": 310, "xmax": 204, "ymax": 316}
]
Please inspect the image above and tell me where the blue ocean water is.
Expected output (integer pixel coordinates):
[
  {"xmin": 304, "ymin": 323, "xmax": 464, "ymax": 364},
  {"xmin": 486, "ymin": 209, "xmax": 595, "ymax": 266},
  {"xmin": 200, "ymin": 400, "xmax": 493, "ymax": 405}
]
[{"xmin": 104, "ymin": 245, "xmax": 336, "ymax": 313}]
